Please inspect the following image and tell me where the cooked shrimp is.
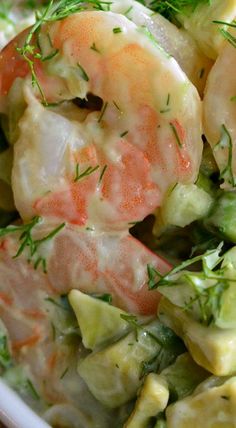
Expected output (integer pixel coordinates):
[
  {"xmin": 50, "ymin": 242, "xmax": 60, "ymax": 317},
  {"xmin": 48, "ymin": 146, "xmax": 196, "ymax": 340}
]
[
  {"xmin": 203, "ymin": 41, "xmax": 236, "ymax": 189},
  {"xmin": 0, "ymin": 222, "xmax": 171, "ymax": 317},
  {"xmin": 110, "ymin": 0, "xmax": 213, "ymax": 95},
  {"xmin": 0, "ymin": 221, "xmax": 170, "ymax": 414},
  {"xmin": 0, "ymin": 10, "xmax": 202, "ymax": 229}
]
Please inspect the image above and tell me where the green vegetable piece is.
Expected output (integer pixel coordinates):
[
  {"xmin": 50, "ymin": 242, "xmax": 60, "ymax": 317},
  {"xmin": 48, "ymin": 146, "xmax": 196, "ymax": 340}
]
[
  {"xmin": 0, "ymin": 320, "xmax": 11, "ymax": 369},
  {"xmin": 78, "ymin": 320, "xmax": 184, "ymax": 408},
  {"xmin": 212, "ymin": 247, "xmax": 236, "ymax": 329},
  {"xmin": 156, "ymin": 244, "xmax": 236, "ymax": 329},
  {"xmin": 3, "ymin": 366, "xmax": 40, "ymax": 400},
  {"xmin": 124, "ymin": 374, "xmax": 169, "ymax": 428},
  {"xmin": 205, "ymin": 191, "xmax": 236, "ymax": 243},
  {"xmin": 159, "ymin": 297, "xmax": 236, "ymax": 375},
  {"xmin": 154, "ymin": 183, "xmax": 213, "ymax": 235},
  {"xmin": 166, "ymin": 375, "xmax": 236, "ymax": 427},
  {"xmin": 153, "ymin": 418, "xmax": 167, "ymax": 428},
  {"xmin": 68, "ymin": 289, "xmax": 130, "ymax": 350},
  {"xmin": 161, "ymin": 353, "xmax": 209, "ymax": 401}
]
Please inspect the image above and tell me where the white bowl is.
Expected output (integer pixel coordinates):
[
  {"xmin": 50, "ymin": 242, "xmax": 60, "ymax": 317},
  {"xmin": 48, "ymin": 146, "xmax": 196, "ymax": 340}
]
[{"xmin": 0, "ymin": 379, "xmax": 51, "ymax": 428}]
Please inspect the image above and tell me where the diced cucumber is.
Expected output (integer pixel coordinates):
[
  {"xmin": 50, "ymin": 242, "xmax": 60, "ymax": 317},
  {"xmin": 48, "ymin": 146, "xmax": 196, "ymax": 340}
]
[
  {"xmin": 154, "ymin": 183, "xmax": 213, "ymax": 233},
  {"xmin": 204, "ymin": 191, "xmax": 236, "ymax": 243},
  {"xmin": 161, "ymin": 353, "xmax": 209, "ymax": 401}
]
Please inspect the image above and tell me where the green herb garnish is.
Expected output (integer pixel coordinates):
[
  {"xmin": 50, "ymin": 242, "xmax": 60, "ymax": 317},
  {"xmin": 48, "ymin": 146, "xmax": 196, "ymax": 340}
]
[
  {"xmin": 169, "ymin": 122, "xmax": 183, "ymax": 147},
  {"xmin": 113, "ymin": 27, "xmax": 122, "ymax": 34},
  {"xmin": 0, "ymin": 217, "xmax": 65, "ymax": 272},
  {"xmin": 77, "ymin": 63, "xmax": 89, "ymax": 82},
  {"xmin": 74, "ymin": 163, "xmax": 100, "ymax": 182},
  {"xmin": 214, "ymin": 124, "xmax": 235, "ymax": 187}
]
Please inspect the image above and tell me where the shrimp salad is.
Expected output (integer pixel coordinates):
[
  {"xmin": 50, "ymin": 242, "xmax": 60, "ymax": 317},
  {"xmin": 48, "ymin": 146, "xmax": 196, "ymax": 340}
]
[{"xmin": 0, "ymin": 0, "xmax": 236, "ymax": 427}]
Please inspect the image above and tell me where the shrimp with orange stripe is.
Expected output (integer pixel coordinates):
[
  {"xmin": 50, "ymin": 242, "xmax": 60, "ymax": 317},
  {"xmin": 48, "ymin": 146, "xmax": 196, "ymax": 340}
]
[{"xmin": 0, "ymin": 5, "xmax": 203, "ymax": 413}]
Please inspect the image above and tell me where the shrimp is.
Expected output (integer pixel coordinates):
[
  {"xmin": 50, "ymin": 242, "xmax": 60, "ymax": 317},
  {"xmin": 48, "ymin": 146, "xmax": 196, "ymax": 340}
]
[
  {"xmin": 0, "ymin": 10, "xmax": 202, "ymax": 230},
  {"xmin": 203, "ymin": 40, "xmax": 236, "ymax": 189},
  {"xmin": 0, "ymin": 221, "xmax": 171, "ymax": 416},
  {"xmin": 110, "ymin": 0, "xmax": 213, "ymax": 95}
]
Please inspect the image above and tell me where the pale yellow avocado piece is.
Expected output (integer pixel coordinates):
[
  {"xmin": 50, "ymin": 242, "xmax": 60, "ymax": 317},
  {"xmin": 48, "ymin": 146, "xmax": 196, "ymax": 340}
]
[
  {"xmin": 177, "ymin": 0, "xmax": 236, "ymax": 59},
  {"xmin": 78, "ymin": 320, "xmax": 172, "ymax": 408},
  {"xmin": 68, "ymin": 289, "xmax": 129, "ymax": 350},
  {"xmin": 159, "ymin": 298, "xmax": 236, "ymax": 375},
  {"xmin": 166, "ymin": 376, "xmax": 236, "ymax": 427},
  {"xmin": 124, "ymin": 374, "xmax": 169, "ymax": 428}
]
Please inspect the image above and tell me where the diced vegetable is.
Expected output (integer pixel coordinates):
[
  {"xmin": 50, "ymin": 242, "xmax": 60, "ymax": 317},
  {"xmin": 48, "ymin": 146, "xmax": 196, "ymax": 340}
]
[
  {"xmin": 159, "ymin": 298, "xmax": 236, "ymax": 375},
  {"xmin": 124, "ymin": 374, "xmax": 169, "ymax": 428},
  {"xmin": 68, "ymin": 289, "xmax": 130, "ymax": 350},
  {"xmin": 78, "ymin": 319, "xmax": 184, "ymax": 408},
  {"xmin": 205, "ymin": 191, "xmax": 236, "ymax": 243},
  {"xmin": 0, "ymin": 320, "xmax": 12, "ymax": 370},
  {"xmin": 3, "ymin": 366, "xmax": 40, "ymax": 401},
  {"xmin": 153, "ymin": 183, "xmax": 213, "ymax": 235},
  {"xmin": 161, "ymin": 353, "xmax": 209, "ymax": 401},
  {"xmin": 166, "ymin": 375, "xmax": 236, "ymax": 427},
  {"xmin": 155, "ymin": 243, "xmax": 236, "ymax": 329}
]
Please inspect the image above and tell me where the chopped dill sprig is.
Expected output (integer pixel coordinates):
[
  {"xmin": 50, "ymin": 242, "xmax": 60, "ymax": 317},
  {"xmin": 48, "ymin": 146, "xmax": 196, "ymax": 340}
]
[
  {"xmin": 98, "ymin": 101, "xmax": 108, "ymax": 122},
  {"xmin": 16, "ymin": 0, "xmax": 108, "ymax": 104},
  {"xmin": 113, "ymin": 27, "xmax": 122, "ymax": 34},
  {"xmin": 213, "ymin": 19, "xmax": 236, "ymax": 49},
  {"xmin": 98, "ymin": 165, "xmax": 108, "ymax": 184},
  {"xmin": 77, "ymin": 63, "xmax": 89, "ymax": 81},
  {"xmin": 214, "ymin": 124, "xmax": 236, "ymax": 187},
  {"xmin": 148, "ymin": 0, "xmax": 210, "ymax": 17},
  {"xmin": 169, "ymin": 122, "xmax": 182, "ymax": 147},
  {"xmin": 148, "ymin": 243, "xmax": 236, "ymax": 325},
  {"xmin": 74, "ymin": 164, "xmax": 100, "ymax": 182},
  {"xmin": 0, "ymin": 217, "xmax": 65, "ymax": 272}
]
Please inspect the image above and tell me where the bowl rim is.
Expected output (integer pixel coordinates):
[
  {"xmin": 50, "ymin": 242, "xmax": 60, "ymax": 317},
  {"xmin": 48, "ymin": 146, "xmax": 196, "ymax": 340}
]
[{"xmin": 0, "ymin": 378, "xmax": 51, "ymax": 428}]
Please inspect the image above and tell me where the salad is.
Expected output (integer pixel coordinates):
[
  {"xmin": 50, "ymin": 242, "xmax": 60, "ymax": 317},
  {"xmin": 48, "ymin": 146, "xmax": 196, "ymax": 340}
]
[{"xmin": 0, "ymin": 0, "xmax": 236, "ymax": 427}]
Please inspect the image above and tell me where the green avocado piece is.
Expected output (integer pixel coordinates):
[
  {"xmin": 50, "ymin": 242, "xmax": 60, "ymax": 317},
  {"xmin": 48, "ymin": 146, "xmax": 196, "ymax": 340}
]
[
  {"xmin": 78, "ymin": 319, "xmax": 184, "ymax": 408},
  {"xmin": 159, "ymin": 298, "xmax": 236, "ymax": 376},
  {"xmin": 68, "ymin": 289, "xmax": 130, "ymax": 350}
]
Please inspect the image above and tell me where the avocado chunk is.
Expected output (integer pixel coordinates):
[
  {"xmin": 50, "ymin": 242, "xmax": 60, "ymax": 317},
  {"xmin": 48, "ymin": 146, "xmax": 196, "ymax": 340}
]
[
  {"xmin": 153, "ymin": 183, "xmax": 213, "ymax": 235},
  {"xmin": 68, "ymin": 290, "xmax": 130, "ymax": 350},
  {"xmin": 124, "ymin": 374, "xmax": 169, "ymax": 428},
  {"xmin": 159, "ymin": 298, "xmax": 236, "ymax": 376},
  {"xmin": 166, "ymin": 376, "xmax": 236, "ymax": 427},
  {"xmin": 161, "ymin": 353, "xmax": 209, "ymax": 402},
  {"xmin": 205, "ymin": 191, "xmax": 236, "ymax": 243},
  {"xmin": 78, "ymin": 319, "xmax": 184, "ymax": 408},
  {"xmin": 156, "ymin": 244, "xmax": 236, "ymax": 329}
]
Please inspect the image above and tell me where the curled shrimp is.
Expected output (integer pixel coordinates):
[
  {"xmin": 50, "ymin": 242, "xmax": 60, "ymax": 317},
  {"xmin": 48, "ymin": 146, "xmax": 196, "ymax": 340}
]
[
  {"xmin": 0, "ymin": 221, "xmax": 170, "ymax": 412},
  {"xmin": 0, "ymin": 10, "xmax": 202, "ymax": 229},
  {"xmin": 110, "ymin": 0, "xmax": 213, "ymax": 95},
  {"xmin": 203, "ymin": 40, "xmax": 236, "ymax": 189},
  {"xmin": 0, "ymin": 9, "xmax": 203, "ymax": 420}
]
